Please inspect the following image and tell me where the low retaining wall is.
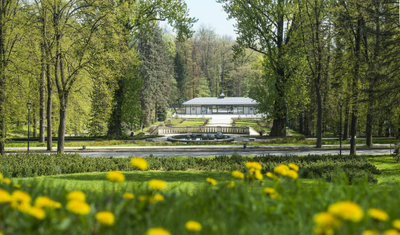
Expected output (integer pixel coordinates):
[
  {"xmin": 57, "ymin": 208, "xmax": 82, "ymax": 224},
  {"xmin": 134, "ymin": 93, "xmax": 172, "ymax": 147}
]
[{"xmin": 156, "ymin": 126, "xmax": 250, "ymax": 135}]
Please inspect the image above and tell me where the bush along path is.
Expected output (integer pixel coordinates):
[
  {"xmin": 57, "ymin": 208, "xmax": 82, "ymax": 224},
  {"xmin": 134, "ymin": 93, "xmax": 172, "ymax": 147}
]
[
  {"xmin": 0, "ymin": 153, "xmax": 380, "ymax": 183},
  {"xmin": 0, "ymin": 160, "xmax": 399, "ymax": 235}
]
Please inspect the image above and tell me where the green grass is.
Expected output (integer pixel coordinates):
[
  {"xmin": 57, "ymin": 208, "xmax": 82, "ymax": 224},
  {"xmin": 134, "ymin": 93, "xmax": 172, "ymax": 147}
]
[
  {"xmin": 172, "ymin": 118, "xmax": 208, "ymax": 127},
  {"xmin": 3, "ymin": 154, "xmax": 400, "ymax": 234}
]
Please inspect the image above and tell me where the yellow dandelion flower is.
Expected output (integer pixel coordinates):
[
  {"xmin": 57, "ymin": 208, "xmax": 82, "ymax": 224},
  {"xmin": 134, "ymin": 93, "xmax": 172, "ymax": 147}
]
[
  {"xmin": 226, "ymin": 181, "xmax": 235, "ymax": 188},
  {"xmin": 106, "ymin": 171, "xmax": 125, "ymax": 183},
  {"xmin": 266, "ymin": 172, "xmax": 280, "ymax": 181},
  {"xmin": 13, "ymin": 185, "xmax": 20, "ymax": 188},
  {"xmin": 67, "ymin": 191, "xmax": 86, "ymax": 202},
  {"xmin": 0, "ymin": 189, "xmax": 11, "ymax": 203},
  {"xmin": 255, "ymin": 170, "xmax": 263, "ymax": 180},
  {"xmin": 313, "ymin": 226, "xmax": 334, "ymax": 235},
  {"xmin": 2, "ymin": 178, "xmax": 11, "ymax": 184},
  {"xmin": 123, "ymin": 193, "xmax": 134, "ymax": 199},
  {"xmin": 95, "ymin": 211, "xmax": 115, "ymax": 226},
  {"xmin": 274, "ymin": 164, "xmax": 290, "ymax": 176},
  {"xmin": 185, "ymin": 220, "xmax": 202, "ymax": 231},
  {"xmin": 0, "ymin": 172, "xmax": 2, "ymax": 180},
  {"xmin": 34, "ymin": 196, "xmax": 61, "ymax": 209},
  {"xmin": 0, "ymin": 231, "xmax": 3, "ymax": 235},
  {"xmin": 263, "ymin": 187, "xmax": 279, "ymax": 199},
  {"xmin": 383, "ymin": 229, "xmax": 399, "ymax": 235},
  {"xmin": 245, "ymin": 162, "xmax": 262, "ymax": 171},
  {"xmin": 362, "ymin": 230, "xmax": 380, "ymax": 235},
  {"xmin": 149, "ymin": 194, "xmax": 164, "ymax": 204},
  {"xmin": 148, "ymin": 179, "xmax": 167, "ymax": 190},
  {"xmin": 368, "ymin": 208, "xmax": 389, "ymax": 221},
  {"xmin": 146, "ymin": 227, "xmax": 171, "ymax": 235},
  {"xmin": 328, "ymin": 201, "xmax": 364, "ymax": 222},
  {"xmin": 288, "ymin": 163, "xmax": 299, "ymax": 172},
  {"xmin": 29, "ymin": 207, "xmax": 46, "ymax": 220},
  {"xmin": 232, "ymin": 171, "xmax": 244, "ymax": 179},
  {"xmin": 313, "ymin": 212, "xmax": 341, "ymax": 229},
  {"xmin": 287, "ymin": 170, "xmax": 298, "ymax": 180},
  {"xmin": 11, "ymin": 190, "xmax": 31, "ymax": 206},
  {"xmin": 130, "ymin": 158, "xmax": 148, "ymax": 171},
  {"xmin": 66, "ymin": 200, "xmax": 91, "ymax": 215},
  {"xmin": 206, "ymin": 178, "xmax": 216, "ymax": 185},
  {"xmin": 392, "ymin": 219, "xmax": 400, "ymax": 230}
]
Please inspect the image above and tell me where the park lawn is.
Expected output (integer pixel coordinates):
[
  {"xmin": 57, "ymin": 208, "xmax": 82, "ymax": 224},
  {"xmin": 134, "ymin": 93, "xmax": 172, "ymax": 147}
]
[
  {"xmin": 234, "ymin": 119, "xmax": 271, "ymax": 133},
  {"xmin": 16, "ymin": 171, "xmax": 236, "ymax": 194},
  {"xmin": 12, "ymin": 155, "xmax": 400, "ymax": 193},
  {"xmin": 174, "ymin": 118, "xmax": 208, "ymax": 127}
]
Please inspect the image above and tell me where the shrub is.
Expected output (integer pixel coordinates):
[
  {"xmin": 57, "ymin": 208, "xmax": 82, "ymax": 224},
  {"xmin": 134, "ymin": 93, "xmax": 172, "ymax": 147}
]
[{"xmin": 0, "ymin": 153, "xmax": 380, "ymax": 183}]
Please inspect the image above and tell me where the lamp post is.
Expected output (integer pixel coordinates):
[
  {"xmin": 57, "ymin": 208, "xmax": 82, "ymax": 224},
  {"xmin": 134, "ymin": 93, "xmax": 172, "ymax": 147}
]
[
  {"xmin": 115, "ymin": 102, "xmax": 118, "ymax": 140},
  {"xmin": 27, "ymin": 101, "xmax": 32, "ymax": 153},
  {"xmin": 339, "ymin": 97, "xmax": 343, "ymax": 156},
  {"xmin": 285, "ymin": 101, "xmax": 288, "ymax": 136}
]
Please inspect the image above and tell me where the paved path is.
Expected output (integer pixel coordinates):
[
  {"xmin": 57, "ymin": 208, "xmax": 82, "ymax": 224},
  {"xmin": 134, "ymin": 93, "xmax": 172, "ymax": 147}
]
[
  {"xmin": 208, "ymin": 115, "xmax": 233, "ymax": 126},
  {"xmin": 5, "ymin": 143, "xmax": 393, "ymax": 151},
  {"xmin": 74, "ymin": 148, "xmax": 391, "ymax": 158}
]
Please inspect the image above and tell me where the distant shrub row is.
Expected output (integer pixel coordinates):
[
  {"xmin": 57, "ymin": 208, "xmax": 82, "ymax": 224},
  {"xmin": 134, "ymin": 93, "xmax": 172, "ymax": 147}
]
[{"xmin": 0, "ymin": 153, "xmax": 380, "ymax": 183}]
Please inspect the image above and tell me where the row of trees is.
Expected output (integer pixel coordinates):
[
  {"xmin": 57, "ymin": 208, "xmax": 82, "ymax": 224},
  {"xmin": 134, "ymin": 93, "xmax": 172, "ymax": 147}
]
[
  {"xmin": 219, "ymin": 0, "xmax": 400, "ymax": 154},
  {"xmin": 0, "ymin": 0, "xmax": 196, "ymax": 154}
]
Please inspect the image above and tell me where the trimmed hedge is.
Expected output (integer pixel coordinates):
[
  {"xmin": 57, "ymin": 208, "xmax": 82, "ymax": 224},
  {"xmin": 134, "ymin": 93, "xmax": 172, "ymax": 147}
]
[{"xmin": 0, "ymin": 153, "xmax": 380, "ymax": 183}]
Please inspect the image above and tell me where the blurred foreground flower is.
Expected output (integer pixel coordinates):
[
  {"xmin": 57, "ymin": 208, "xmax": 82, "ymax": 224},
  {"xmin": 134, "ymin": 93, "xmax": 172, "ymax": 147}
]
[
  {"xmin": 206, "ymin": 178, "xmax": 216, "ymax": 185},
  {"xmin": 263, "ymin": 187, "xmax": 279, "ymax": 199},
  {"xmin": 266, "ymin": 172, "xmax": 280, "ymax": 181},
  {"xmin": 123, "ymin": 193, "xmax": 134, "ymax": 199},
  {"xmin": 313, "ymin": 212, "xmax": 341, "ymax": 230},
  {"xmin": 96, "ymin": 211, "xmax": 115, "ymax": 226},
  {"xmin": 0, "ymin": 189, "xmax": 11, "ymax": 203},
  {"xmin": 328, "ymin": 201, "xmax": 364, "ymax": 222},
  {"xmin": 362, "ymin": 230, "xmax": 379, "ymax": 235},
  {"xmin": 185, "ymin": 220, "xmax": 202, "ymax": 231},
  {"xmin": 227, "ymin": 181, "xmax": 235, "ymax": 188},
  {"xmin": 245, "ymin": 162, "xmax": 262, "ymax": 172},
  {"xmin": 148, "ymin": 179, "xmax": 167, "ymax": 190},
  {"xmin": 11, "ymin": 190, "xmax": 31, "ymax": 209},
  {"xmin": 232, "ymin": 170, "xmax": 244, "ymax": 179},
  {"xmin": 287, "ymin": 170, "xmax": 298, "ymax": 180},
  {"xmin": 67, "ymin": 191, "xmax": 86, "ymax": 202},
  {"xmin": 146, "ymin": 227, "xmax": 171, "ymax": 235},
  {"xmin": 393, "ymin": 219, "xmax": 400, "ymax": 230},
  {"xmin": 274, "ymin": 164, "xmax": 290, "ymax": 176},
  {"xmin": 34, "ymin": 196, "xmax": 61, "ymax": 209},
  {"xmin": 29, "ymin": 207, "xmax": 46, "ymax": 220},
  {"xmin": 67, "ymin": 200, "xmax": 91, "ymax": 215},
  {"xmin": 288, "ymin": 163, "xmax": 299, "ymax": 172},
  {"xmin": 367, "ymin": 208, "xmax": 389, "ymax": 221},
  {"xmin": 2, "ymin": 178, "xmax": 11, "ymax": 184},
  {"xmin": 383, "ymin": 229, "xmax": 399, "ymax": 235},
  {"xmin": 149, "ymin": 194, "xmax": 164, "ymax": 203},
  {"xmin": 107, "ymin": 171, "xmax": 125, "ymax": 183},
  {"xmin": 131, "ymin": 158, "xmax": 148, "ymax": 170}
]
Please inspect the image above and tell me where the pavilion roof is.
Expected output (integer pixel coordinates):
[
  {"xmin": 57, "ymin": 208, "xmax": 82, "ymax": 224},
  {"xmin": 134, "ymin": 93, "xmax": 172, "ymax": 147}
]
[{"xmin": 182, "ymin": 97, "xmax": 258, "ymax": 106}]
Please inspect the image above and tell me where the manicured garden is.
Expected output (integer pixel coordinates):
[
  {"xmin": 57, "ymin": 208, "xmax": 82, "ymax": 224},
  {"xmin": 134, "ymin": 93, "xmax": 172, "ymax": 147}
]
[{"xmin": 1, "ymin": 154, "xmax": 400, "ymax": 234}]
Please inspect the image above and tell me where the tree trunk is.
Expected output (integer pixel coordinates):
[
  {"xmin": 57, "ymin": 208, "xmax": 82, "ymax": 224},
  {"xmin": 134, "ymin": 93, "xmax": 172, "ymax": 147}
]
[
  {"xmin": 0, "ymin": 2, "xmax": 5, "ymax": 155},
  {"xmin": 39, "ymin": 9, "xmax": 46, "ymax": 143},
  {"xmin": 350, "ymin": 16, "xmax": 362, "ymax": 155},
  {"xmin": 46, "ymin": 62, "xmax": 52, "ymax": 150},
  {"xmin": 366, "ymin": 95, "xmax": 373, "ymax": 147},
  {"xmin": 343, "ymin": 100, "xmax": 350, "ymax": 140},
  {"xmin": 316, "ymin": 82, "xmax": 322, "ymax": 148},
  {"xmin": 57, "ymin": 56, "xmax": 68, "ymax": 154},
  {"xmin": 57, "ymin": 95, "xmax": 68, "ymax": 153},
  {"xmin": 33, "ymin": 107, "xmax": 37, "ymax": 138},
  {"xmin": 270, "ymin": 118, "xmax": 286, "ymax": 137},
  {"xmin": 299, "ymin": 112, "xmax": 303, "ymax": 134}
]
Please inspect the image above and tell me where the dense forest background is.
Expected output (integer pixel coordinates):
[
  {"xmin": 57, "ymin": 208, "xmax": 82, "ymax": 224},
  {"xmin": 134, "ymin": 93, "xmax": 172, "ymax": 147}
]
[{"xmin": 0, "ymin": 0, "xmax": 400, "ymax": 155}]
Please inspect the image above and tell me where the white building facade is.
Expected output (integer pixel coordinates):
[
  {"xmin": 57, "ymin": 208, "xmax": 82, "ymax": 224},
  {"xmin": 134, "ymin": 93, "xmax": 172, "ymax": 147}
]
[{"xmin": 182, "ymin": 94, "xmax": 258, "ymax": 115}]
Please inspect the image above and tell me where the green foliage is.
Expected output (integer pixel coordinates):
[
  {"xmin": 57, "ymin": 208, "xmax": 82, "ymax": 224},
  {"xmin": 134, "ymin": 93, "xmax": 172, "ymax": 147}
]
[{"xmin": 0, "ymin": 153, "xmax": 379, "ymax": 183}]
